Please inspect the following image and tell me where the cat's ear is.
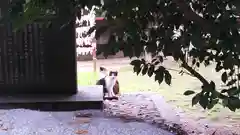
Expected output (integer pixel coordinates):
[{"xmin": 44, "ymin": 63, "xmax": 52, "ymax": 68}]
[
  {"xmin": 109, "ymin": 71, "xmax": 118, "ymax": 76},
  {"xmin": 100, "ymin": 66, "xmax": 107, "ymax": 71}
]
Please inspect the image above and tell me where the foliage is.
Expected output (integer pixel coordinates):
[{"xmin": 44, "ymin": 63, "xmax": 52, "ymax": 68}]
[
  {"xmin": 0, "ymin": 0, "xmax": 55, "ymax": 31},
  {"xmin": 2, "ymin": 0, "xmax": 240, "ymax": 111},
  {"xmin": 0, "ymin": 0, "xmax": 101, "ymax": 31},
  {"xmin": 102, "ymin": 0, "xmax": 240, "ymax": 111}
]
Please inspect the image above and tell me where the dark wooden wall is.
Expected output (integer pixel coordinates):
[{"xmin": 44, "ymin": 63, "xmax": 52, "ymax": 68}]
[{"xmin": 0, "ymin": 1, "xmax": 77, "ymax": 95}]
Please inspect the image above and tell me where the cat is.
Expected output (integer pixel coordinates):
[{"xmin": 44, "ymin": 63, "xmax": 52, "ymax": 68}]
[{"xmin": 96, "ymin": 66, "xmax": 120, "ymax": 99}]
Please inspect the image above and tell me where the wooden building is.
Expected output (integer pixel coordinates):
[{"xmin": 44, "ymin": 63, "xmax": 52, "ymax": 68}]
[{"xmin": 76, "ymin": 17, "xmax": 125, "ymax": 61}]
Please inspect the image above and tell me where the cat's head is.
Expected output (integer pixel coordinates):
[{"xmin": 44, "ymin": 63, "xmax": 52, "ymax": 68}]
[
  {"xmin": 99, "ymin": 66, "xmax": 118, "ymax": 80},
  {"xmin": 109, "ymin": 71, "xmax": 118, "ymax": 80}
]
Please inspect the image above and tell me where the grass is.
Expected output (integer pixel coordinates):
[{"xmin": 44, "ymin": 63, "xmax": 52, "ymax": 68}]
[
  {"xmin": 77, "ymin": 65, "xmax": 240, "ymax": 126},
  {"xmin": 77, "ymin": 72, "xmax": 98, "ymax": 85}
]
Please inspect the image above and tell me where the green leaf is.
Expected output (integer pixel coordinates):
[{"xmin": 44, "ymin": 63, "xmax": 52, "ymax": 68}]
[
  {"xmin": 221, "ymin": 72, "xmax": 228, "ymax": 83},
  {"xmin": 192, "ymin": 59, "xmax": 196, "ymax": 66},
  {"xmin": 184, "ymin": 90, "xmax": 195, "ymax": 96},
  {"xmin": 159, "ymin": 56, "xmax": 164, "ymax": 63},
  {"xmin": 178, "ymin": 70, "xmax": 184, "ymax": 75},
  {"xmin": 164, "ymin": 70, "xmax": 172, "ymax": 85},
  {"xmin": 87, "ymin": 26, "xmax": 97, "ymax": 35},
  {"xmin": 141, "ymin": 58, "xmax": 146, "ymax": 63},
  {"xmin": 207, "ymin": 99, "xmax": 219, "ymax": 109},
  {"xmin": 226, "ymin": 98, "xmax": 238, "ymax": 112},
  {"xmin": 227, "ymin": 105, "xmax": 237, "ymax": 112},
  {"xmin": 192, "ymin": 93, "xmax": 201, "ymax": 106},
  {"xmin": 222, "ymin": 98, "xmax": 229, "ymax": 107},
  {"xmin": 215, "ymin": 62, "xmax": 223, "ymax": 72},
  {"xmin": 199, "ymin": 54, "xmax": 205, "ymax": 63},
  {"xmin": 228, "ymin": 69, "xmax": 235, "ymax": 76},
  {"xmin": 199, "ymin": 92, "xmax": 209, "ymax": 109},
  {"xmin": 130, "ymin": 59, "xmax": 142, "ymax": 67},
  {"xmin": 151, "ymin": 58, "xmax": 157, "ymax": 63},
  {"xmin": 209, "ymin": 81, "xmax": 216, "ymax": 91},
  {"xmin": 131, "ymin": 59, "xmax": 143, "ymax": 75},
  {"xmin": 226, "ymin": 87, "xmax": 239, "ymax": 96},
  {"xmin": 229, "ymin": 97, "xmax": 240, "ymax": 109},
  {"xmin": 238, "ymin": 74, "xmax": 240, "ymax": 80},
  {"xmin": 211, "ymin": 91, "xmax": 219, "ymax": 99},
  {"xmin": 226, "ymin": 79, "xmax": 237, "ymax": 86},
  {"xmin": 153, "ymin": 61, "xmax": 160, "ymax": 65},
  {"xmin": 147, "ymin": 65, "xmax": 155, "ymax": 77},
  {"xmin": 133, "ymin": 66, "xmax": 141, "ymax": 75},
  {"xmin": 155, "ymin": 73, "xmax": 164, "ymax": 84},
  {"xmin": 196, "ymin": 62, "xmax": 200, "ymax": 68},
  {"xmin": 204, "ymin": 59, "xmax": 210, "ymax": 67},
  {"xmin": 221, "ymin": 89, "xmax": 228, "ymax": 93},
  {"xmin": 141, "ymin": 64, "xmax": 148, "ymax": 75},
  {"xmin": 154, "ymin": 66, "xmax": 165, "ymax": 84}
]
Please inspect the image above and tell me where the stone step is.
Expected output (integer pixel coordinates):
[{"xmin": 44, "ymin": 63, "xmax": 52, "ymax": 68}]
[{"xmin": 0, "ymin": 85, "xmax": 103, "ymax": 111}]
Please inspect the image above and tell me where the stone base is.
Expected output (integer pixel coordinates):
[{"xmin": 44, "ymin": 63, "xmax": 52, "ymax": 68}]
[
  {"xmin": 0, "ymin": 101, "xmax": 103, "ymax": 111},
  {"xmin": 0, "ymin": 85, "xmax": 104, "ymax": 111}
]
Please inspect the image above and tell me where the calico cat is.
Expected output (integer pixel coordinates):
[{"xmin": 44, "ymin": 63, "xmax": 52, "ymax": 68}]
[{"xmin": 96, "ymin": 66, "xmax": 120, "ymax": 99}]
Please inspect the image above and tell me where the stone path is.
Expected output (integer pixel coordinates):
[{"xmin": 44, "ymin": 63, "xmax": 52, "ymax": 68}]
[
  {"xmin": 103, "ymin": 93, "xmax": 240, "ymax": 135},
  {"xmin": 103, "ymin": 93, "xmax": 188, "ymax": 135}
]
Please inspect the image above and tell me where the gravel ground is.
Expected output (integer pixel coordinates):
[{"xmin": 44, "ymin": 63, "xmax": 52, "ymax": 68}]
[
  {"xmin": 0, "ymin": 109, "xmax": 175, "ymax": 135},
  {"xmin": 0, "ymin": 93, "xmax": 176, "ymax": 135},
  {"xmin": 0, "ymin": 93, "xmax": 237, "ymax": 135}
]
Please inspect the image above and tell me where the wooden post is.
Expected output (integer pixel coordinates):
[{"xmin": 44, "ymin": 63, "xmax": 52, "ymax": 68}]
[
  {"xmin": 92, "ymin": 46, "xmax": 97, "ymax": 82},
  {"xmin": 92, "ymin": 46, "xmax": 97, "ymax": 73},
  {"xmin": 93, "ymin": 57, "xmax": 97, "ymax": 73}
]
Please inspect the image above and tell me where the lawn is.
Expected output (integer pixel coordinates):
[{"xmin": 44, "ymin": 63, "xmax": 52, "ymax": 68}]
[
  {"xmin": 77, "ymin": 71, "xmax": 98, "ymax": 85},
  {"xmin": 77, "ymin": 64, "xmax": 240, "ymax": 127}
]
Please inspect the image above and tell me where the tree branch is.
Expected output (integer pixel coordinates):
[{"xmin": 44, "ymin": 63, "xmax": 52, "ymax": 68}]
[
  {"xmin": 173, "ymin": 0, "xmax": 214, "ymax": 32},
  {"xmin": 181, "ymin": 61, "xmax": 210, "ymax": 85},
  {"xmin": 166, "ymin": 67, "xmax": 195, "ymax": 77}
]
